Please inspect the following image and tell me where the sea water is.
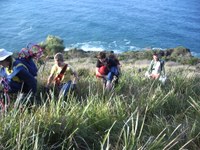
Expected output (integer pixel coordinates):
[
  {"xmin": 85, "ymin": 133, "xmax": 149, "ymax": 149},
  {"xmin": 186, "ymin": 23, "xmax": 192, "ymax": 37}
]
[{"xmin": 0, "ymin": 0, "xmax": 199, "ymax": 56}]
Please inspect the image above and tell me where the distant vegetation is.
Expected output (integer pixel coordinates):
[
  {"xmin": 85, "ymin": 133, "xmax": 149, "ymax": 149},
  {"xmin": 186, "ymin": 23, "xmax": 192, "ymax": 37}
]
[
  {"xmin": 39, "ymin": 35, "xmax": 65, "ymax": 55},
  {"xmin": 64, "ymin": 46, "xmax": 199, "ymax": 66},
  {"xmin": 38, "ymin": 35, "xmax": 200, "ymax": 66}
]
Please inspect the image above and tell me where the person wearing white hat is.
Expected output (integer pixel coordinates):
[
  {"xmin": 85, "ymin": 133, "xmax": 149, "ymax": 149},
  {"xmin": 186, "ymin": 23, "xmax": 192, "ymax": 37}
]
[
  {"xmin": 0, "ymin": 48, "xmax": 37, "ymax": 94},
  {"xmin": 0, "ymin": 48, "xmax": 13, "ymax": 62}
]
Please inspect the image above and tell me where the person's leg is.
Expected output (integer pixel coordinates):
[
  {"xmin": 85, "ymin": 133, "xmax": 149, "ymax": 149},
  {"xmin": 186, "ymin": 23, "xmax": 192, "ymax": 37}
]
[
  {"xmin": 102, "ymin": 77, "xmax": 107, "ymax": 88},
  {"xmin": 59, "ymin": 80, "xmax": 72, "ymax": 98},
  {"xmin": 110, "ymin": 66, "xmax": 119, "ymax": 76},
  {"xmin": 150, "ymin": 74, "xmax": 160, "ymax": 79},
  {"xmin": 106, "ymin": 72, "xmax": 114, "ymax": 90},
  {"xmin": 113, "ymin": 75, "xmax": 119, "ymax": 85},
  {"xmin": 154, "ymin": 74, "xmax": 160, "ymax": 79},
  {"xmin": 110, "ymin": 66, "xmax": 119, "ymax": 85},
  {"xmin": 107, "ymin": 71, "xmax": 114, "ymax": 81}
]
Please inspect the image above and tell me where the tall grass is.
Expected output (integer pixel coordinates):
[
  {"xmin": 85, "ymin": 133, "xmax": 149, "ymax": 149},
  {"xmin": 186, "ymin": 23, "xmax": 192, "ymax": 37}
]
[{"xmin": 0, "ymin": 63, "xmax": 200, "ymax": 149}]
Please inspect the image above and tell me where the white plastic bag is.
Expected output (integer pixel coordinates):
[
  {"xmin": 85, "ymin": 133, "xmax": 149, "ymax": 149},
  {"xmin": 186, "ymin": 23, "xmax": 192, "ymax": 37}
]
[
  {"xmin": 145, "ymin": 71, "xmax": 150, "ymax": 78},
  {"xmin": 159, "ymin": 75, "xmax": 167, "ymax": 84}
]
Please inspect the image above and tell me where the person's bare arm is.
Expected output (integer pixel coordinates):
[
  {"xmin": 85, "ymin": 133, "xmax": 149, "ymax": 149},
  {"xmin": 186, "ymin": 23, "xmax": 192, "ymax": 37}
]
[
  {"xmin": 46, "ymin": 74, "xmax": 54, "ymax": 87},
  {"xmin": 72, "ymin": 71, "xmax": 79, "ymax": 84}
]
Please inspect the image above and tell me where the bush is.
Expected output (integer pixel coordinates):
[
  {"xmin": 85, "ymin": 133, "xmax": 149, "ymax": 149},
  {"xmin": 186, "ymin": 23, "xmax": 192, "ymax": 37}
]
[
  {"xmin": 171, "ymin": 46, "xmax": 191, "ymax": 57},
  {"xmin": 40, "ymin": 35, "xmax": 65, "ymax": 55},
  {"xmin": 187, "ymin": 57, "xmax": 199, "ymax": 65},
  {"xmin": 143, "ymin": 50, "xmax": 155, "ymax": 59},
  {"xmin": 66, "ymin": 48, "xmax": 88, "ymax": 58}
]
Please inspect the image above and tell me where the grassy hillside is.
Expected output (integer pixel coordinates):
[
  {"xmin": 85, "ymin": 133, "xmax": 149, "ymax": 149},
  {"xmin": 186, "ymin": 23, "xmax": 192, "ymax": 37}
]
[{"xmin": 0, "ymin": 57, "xmax": 200, "ymax": 150}]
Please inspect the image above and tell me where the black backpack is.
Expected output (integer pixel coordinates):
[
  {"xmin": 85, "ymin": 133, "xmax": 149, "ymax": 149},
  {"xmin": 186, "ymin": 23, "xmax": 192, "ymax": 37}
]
[{"xmin": 160, "ymin": 59, "xmax": 165, "ymax": 71}]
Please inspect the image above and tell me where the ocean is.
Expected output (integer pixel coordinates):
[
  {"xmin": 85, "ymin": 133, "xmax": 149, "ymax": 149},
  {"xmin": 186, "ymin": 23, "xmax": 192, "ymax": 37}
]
[{"xmin": 0, "ymin": 0, "xmax": 200, "ymax": 57}]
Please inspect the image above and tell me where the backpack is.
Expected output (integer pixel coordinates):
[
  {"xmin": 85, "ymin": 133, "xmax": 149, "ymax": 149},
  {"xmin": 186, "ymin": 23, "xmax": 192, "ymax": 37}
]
[
  {"xmin": 0, "ymin": 57, "xmax": 37, "ymax": 92},
  {"xmin": 160, "ymin": 59, "xmax": 165, "ymax": 71},
  {"xmin": 13, "ymin": 57, "xmax": 38, "ymax": 77}
]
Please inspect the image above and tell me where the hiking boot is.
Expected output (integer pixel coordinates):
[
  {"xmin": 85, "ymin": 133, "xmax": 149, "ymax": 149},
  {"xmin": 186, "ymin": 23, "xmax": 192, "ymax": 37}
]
[
  {"xmin": 112, "ymin": 76, "xmax": 118, "ymax": 85},
  {"xmin": 105, "ymin": 80, "xmax": 112, "ymax": 91},
  {"xmin": 102, "ymin": 78, "xmax": 107, "ymax": 87}
]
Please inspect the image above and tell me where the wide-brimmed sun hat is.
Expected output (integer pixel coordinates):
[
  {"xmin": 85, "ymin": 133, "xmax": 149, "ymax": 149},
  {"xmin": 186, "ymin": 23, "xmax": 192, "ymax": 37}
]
[{"xmin": 0, "ymin": 48, "xmax": 13, "ymax": 61}]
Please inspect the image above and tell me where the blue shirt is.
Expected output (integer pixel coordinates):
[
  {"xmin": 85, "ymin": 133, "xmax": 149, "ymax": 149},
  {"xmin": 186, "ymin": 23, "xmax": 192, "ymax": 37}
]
[{"xmin": 0, "ymin": 61, "xmax": 37, "ymax": 94}]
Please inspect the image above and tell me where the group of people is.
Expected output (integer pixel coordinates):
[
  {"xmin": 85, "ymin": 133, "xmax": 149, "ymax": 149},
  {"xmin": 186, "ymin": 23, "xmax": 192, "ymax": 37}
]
[
  {"xmin": 0, "ymin": 49, "xmax": 78, "ymax": 102},
  {"xmin": 0, "ymin": 48, "xmax": 165, "ymax": 105},
  {"xmin": 96, "ymin": 51, "xmax": 121, "ymax": 90}
]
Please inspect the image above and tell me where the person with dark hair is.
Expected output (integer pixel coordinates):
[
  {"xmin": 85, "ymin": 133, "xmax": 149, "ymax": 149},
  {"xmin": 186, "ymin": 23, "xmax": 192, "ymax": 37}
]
[
  {"xmin": 146, "ymin": 53, "xmax": 165, "ymax": 80},
  {"xmin": 96, "ymin": 51, "xmax": 119, "ymax": 90},
  {"xmin": 0, "ymin": 48, "xmax": 37, "ymax": 94},
  {"xmin": 109, "ymin": 50, "xmax": 121, "ymax": 72},
  {"xmin": 109, "ymin": 51, "xmax": 120, "ymax": 65}
]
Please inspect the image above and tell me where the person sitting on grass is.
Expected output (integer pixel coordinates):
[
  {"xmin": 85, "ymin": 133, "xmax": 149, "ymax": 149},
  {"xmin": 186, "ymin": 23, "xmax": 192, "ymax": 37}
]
[
  {"xmin": 146, "ymin": 53, "xmax": 165, "ymax": 80},
  {"xmin": 46, "ymin": 53, "xmax": 78, "ymax": 98},
  {"xmin": 96, "ymin": 51, "xmax": 119, "ymax": 90},
  {"xmin": 0, "ymin": 48, "xmax": 37, "ymax": 105},
  {"xmin": 108, "ymin": 51, "xmax": 121, "ymax": 84}
]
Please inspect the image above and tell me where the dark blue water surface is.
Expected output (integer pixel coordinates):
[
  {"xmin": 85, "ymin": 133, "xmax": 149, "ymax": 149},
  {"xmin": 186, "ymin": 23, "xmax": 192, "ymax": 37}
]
[{"xmin": 0, "ymin": 0, "xmax": 200, "ymax": 56}]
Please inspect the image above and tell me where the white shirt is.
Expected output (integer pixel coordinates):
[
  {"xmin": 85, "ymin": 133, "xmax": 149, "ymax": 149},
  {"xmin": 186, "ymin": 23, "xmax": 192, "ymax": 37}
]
[{"xmin": 151, "ymin": 60, "xmax": 161, "ymax": 75}]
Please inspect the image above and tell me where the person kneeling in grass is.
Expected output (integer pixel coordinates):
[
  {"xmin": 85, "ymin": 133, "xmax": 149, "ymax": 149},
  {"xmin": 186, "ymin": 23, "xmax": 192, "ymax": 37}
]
[
  {"xmin": 0, "ymin": 48, "xmax": 37, "ymax": 94},
  {"xmin": 96, "ymin": 51, "xmax": 119, "ymax": 91},
  {"xmin": 0, "ymin": 48, "xmax": 37, "ymax": 109},
  {"xmin": 108, "ymin": 51, "xmax": 121, "ymax": 84},
  {"xmin": 46, "ymin": 53, "xmax": 78, "ymax": 98}
]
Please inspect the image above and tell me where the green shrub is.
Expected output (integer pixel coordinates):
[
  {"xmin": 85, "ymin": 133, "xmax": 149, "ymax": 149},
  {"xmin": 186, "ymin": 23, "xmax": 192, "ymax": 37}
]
[
  {"xmin": 171, "ymin": 46, "xmax": 191, "ymax": 57},
  {"xmin": 40, "ymin": 35, "xmax": 65, "ymax": 55},
  {"xmin": 143, "ymin": 50, "xmax": 155, "ymax": 59},
  {"xmin": 187, "ymin": 57, "xmax": 199, "ymax": 65}
]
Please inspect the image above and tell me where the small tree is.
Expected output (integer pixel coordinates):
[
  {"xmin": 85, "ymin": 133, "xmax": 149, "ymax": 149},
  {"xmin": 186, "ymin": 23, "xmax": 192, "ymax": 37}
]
[{"xmin": 40, "ymin": 35, "xmax": 65, "ymax": 55}]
